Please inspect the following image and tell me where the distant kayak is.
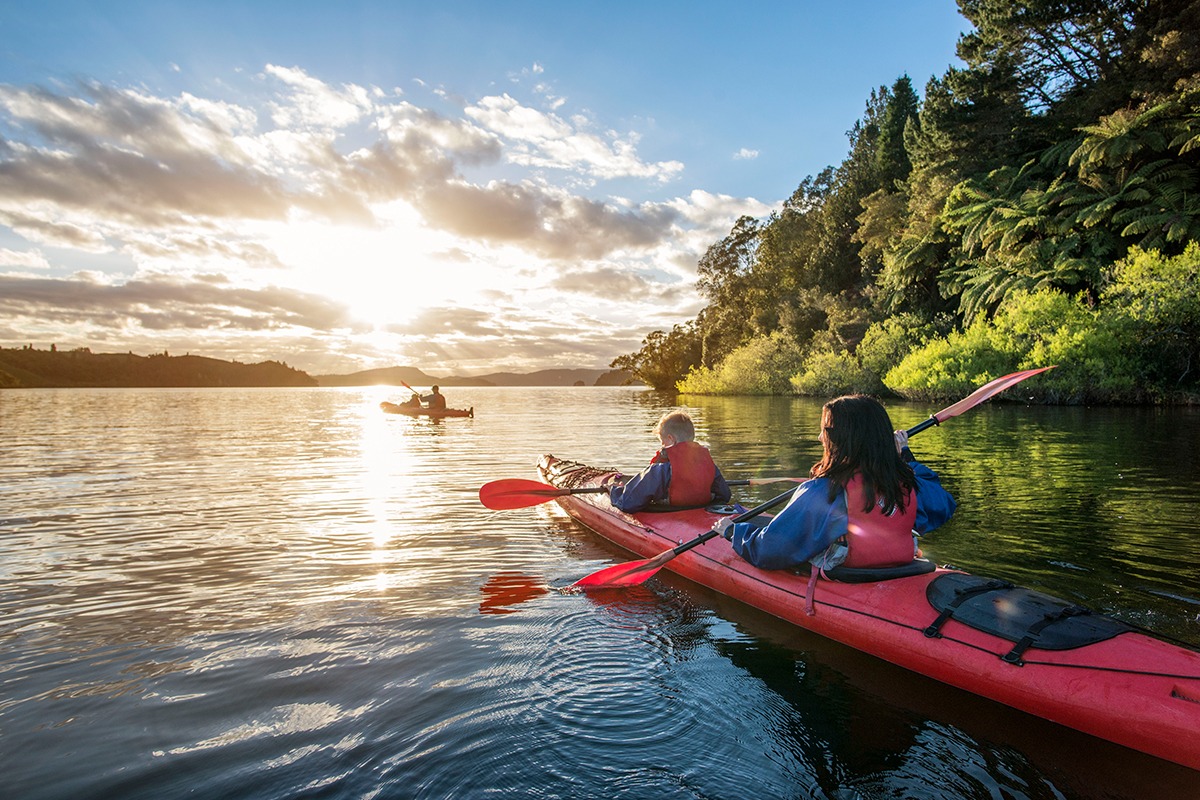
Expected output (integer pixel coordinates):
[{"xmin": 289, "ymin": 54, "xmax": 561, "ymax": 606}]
[
  {"xmin": 536, "ymin": 453, "xmax": 1200, "ymax": 771},
  {"xmin": 380, "ymin": 401, "xmax": 474, "ymax": 418}
]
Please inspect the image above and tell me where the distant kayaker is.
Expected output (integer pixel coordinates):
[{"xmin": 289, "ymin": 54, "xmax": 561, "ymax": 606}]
[
  {"xmin": 422, "ymin": 385, "xmax": 447, "ymax": 410},
  {"xmin": 715, "ymin": 395, "xmax": 956, "ymax": 571},
  {"xmin": 607, "ymin": 411, "xmax": 732, "ymax": 512}
]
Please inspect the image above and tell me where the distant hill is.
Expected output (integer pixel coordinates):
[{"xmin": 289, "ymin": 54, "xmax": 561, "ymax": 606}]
[
  {"xmin": 0, "ymin": 347, "xmax": 317, "ymax": 388},
  {"xmin": 314, "ymin": 365, "xmax": 456, "ymax": 387},
  {"xmin": 0, "ymin": 346, "xmax": 642, "ymax": 389},
  {"xmin": 315, "ymin": 366, "xmax": 639, "ymax": 387}
]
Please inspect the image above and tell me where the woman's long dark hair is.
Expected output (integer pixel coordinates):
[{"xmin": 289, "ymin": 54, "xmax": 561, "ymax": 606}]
[{"xmin": 811, "ymin": 395, "xmax": 915, "ymax": 513}]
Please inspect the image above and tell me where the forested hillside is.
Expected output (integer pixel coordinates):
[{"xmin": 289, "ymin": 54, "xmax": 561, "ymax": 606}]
[
  {"xmin": 613, "ymin": 0, "xmax": 1200, "ymax": 403},
  {"xmin": 0, "ymin": 347, "xmax": 317, "ymax": 388}
]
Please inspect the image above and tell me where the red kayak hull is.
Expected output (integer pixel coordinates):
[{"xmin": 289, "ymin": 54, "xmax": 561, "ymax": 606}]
[
  {"xmin": 380, "ymin": 401, "xmax": 473, "ymax": 418},
  {"xmin": 537, "ymin": 455, "xmax": 1200, "ymax": 771}
]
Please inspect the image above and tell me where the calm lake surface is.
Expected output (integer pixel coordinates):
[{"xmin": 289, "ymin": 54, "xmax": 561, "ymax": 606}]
[{"xmin": 2, "ymin": 386, "xmax": 1199, "ymax": 800}]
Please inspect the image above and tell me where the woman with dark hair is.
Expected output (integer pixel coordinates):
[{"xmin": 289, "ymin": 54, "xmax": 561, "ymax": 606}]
[{"xmin": 715, "ymin": 395, "xmax": 956, "ymax": 572}]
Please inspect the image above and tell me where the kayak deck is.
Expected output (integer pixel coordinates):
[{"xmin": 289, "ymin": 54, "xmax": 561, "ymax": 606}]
[{"xmin": 536, "ymin": 454, "xmax": 1200, "ymax": 771}]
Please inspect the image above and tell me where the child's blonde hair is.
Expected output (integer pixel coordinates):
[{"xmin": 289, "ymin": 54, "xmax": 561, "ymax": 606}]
[{"xmin": 656, "ymin": 411, "xmax": 695, "ymax": 443}]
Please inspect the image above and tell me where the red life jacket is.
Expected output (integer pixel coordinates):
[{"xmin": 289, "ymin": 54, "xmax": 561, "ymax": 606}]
[
  {"xmin": 653, "ymin": 441, "xmax": 717, "ymax": 507},
  {"xmin": 842, "ymin": 474, "xmax": 917, "ymax": 568}
]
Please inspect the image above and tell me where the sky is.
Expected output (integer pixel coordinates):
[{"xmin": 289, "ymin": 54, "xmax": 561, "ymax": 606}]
[{"xmin": 0, "ymin": 1, "xmax": 968, "ymax": 376}]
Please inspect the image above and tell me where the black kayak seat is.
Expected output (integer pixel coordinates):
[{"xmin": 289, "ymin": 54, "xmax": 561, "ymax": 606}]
[{"xmin": 822, "ymin": 558, "xmax": 937, "ymax": 583}]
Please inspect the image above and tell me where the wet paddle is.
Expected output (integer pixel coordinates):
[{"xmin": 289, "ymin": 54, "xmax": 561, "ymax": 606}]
[
  {"xmin": 480, "ymin": 480, "xmax": 608, "ymax": 510},
  {"xmin": 478, "ymin": 476, "xmax": 806, "ymax": 511},
  {"xmin": 572, "ymin": 366, "xmax": 1056, "ymax": 589}
]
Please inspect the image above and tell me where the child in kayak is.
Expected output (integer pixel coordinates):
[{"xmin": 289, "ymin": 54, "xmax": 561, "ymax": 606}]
[
  {"xmin": 715, "ymin": 395, "xmax": 955, "ymax": 571},
  {"xmin": 607, "ymin": 411, "xmax": 732, "ymax": 512}
]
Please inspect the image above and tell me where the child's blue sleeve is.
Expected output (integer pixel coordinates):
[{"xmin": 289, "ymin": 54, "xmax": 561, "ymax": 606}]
[{"xmin": 610, "ymin": 462, "xmax": 671, "ymax": 512}]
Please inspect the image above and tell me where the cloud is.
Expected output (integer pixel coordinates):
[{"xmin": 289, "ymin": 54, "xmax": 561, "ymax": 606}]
[
  {"xmin": 0, "ymin": 247, "xmax": 51, "ymax": 270},
  {"xmin": 465, "ymin": 94, "xmax": 684, "ymax": 182},
  {"xmin": 734, "ymin": 147, "xmax": 759, "ymax": 160},
  {"xmin": 385, "ymin": 305, "xmax": 499, "ymax": 337},
  {"xmin": 419, "ymin": 180, "xmax": 680, "ymax": 259},
  {"xmin": 378, "ymin": 303, "xmax": 653, "ymax": 373},
  {"xmin": 0, "ymin": 210, "xmax": 112, "ymax": 251},
  {"xmin": 263, "ymin": 64, "xmax": 373, "ymax": 129},
  {"xmin": 0, "ymin": 69, "xmax": 703, "ymax": 258},
  {"xmin": 0, "ymin": 82, "xmax": 296, "ymax": 228},
  {"xmin": 548, "ymin": 265, "xmax": 678, "ymax": 304},
  {"xmin": 0, "ymin": 64, "xmax": 778, "ymax": 374},
  {"xmin": 0, "ymin": 272, "xmax": 361, "ymax": 332}
]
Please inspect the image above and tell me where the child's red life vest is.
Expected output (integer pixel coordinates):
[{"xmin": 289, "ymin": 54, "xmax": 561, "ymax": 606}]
[
  {"xmin": 654, "ymin": 441, "xmax": 717, "ymax": 507},
  {"xmin": 842, "ymin": 474, "xmax": 917, "ymax": 568}
]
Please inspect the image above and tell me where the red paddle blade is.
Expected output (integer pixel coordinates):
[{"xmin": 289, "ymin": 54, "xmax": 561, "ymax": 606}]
[
  {"xmin": 478, "ymin": 479, "xmax": 568, "ymax": 510},
  {"xmin": 571, "ymin": 546, "xmax": 681, "ymax": 588},
  {"xmin": 933, "ymin": 365, "xmax": 1057, "ymax": 423},
  {"xmin": 571, "ymin": 557, "xmax": 663, "ymax": 589}
]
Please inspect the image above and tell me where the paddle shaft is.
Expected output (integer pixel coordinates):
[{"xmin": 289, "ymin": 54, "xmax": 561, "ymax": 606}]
[
  {"xmin": 542, "ymin": 479, "xmax": 774, "ymax": 495},
  {"xmin": 553, "ymin": 479, "xmax": 771, "ymax": 493},
  {"xmin": 670, "ymin": 488, "xmax": 797, "ymax": 557},
  {"xmin": 905, "ymin": 416, "xmax": 941, "ymax": 437},
  {"xmin": 478, "ymin": 475, "xmax": 808, "ymax": 510}
]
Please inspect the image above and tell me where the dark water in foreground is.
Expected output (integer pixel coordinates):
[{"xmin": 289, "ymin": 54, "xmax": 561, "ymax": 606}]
[{"xmin": 2, "ymin": 386, "xmax": 1199, "ymax": 799}]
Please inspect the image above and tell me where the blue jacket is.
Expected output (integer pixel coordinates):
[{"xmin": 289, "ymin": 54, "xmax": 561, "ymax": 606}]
[{"xmin": 728, "ymin": 454, "xmax": 955, "ymax": 571}]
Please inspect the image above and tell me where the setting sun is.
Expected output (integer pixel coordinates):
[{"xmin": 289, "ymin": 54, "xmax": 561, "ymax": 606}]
[{"xmin": 261, "ymin": 204, "xmax": 469, "ymax": 330}]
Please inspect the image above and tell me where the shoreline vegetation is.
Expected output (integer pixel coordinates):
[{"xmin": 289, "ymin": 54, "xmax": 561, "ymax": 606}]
[
  {"xmin": 0, "ymin": 347, "xmax": 634, "ymax": 389},
  {"xmin": 610, "ymin": 3, "xmax": 1200, "ymax": 406}
]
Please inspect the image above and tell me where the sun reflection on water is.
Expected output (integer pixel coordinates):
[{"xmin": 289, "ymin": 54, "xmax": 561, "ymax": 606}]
[{"xmin": 358, "ymin": 391, "xmax": 413, "ymax": 553}]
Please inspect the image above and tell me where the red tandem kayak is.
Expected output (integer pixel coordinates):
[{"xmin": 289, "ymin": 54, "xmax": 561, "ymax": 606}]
[
  {"xmin": 536, "ymin": 454, "xmax": 1200, "ymax": 771},
  {"xmin": 380, "ymin": 401, "xmax": 474, "ymax": 418}
]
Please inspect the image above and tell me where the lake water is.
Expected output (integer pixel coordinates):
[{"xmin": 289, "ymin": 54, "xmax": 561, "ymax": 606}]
[{"xmin": 2, "ymin": 386, "xmax": 1199, "ymax": 799}]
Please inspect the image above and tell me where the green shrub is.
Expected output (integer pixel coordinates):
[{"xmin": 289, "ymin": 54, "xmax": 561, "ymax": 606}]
[
  {"xmin": 677, "ymin": 332, "xmax": 807, "ymax": 395},
  {"xmin": 884, "ymin": 316, "xmax": 1017, "ymax": 401},
  {"xmin": 676, "ymin": 363, "xmax": 721, "ymax": 394},
  {"xmin": 1101, "ymin": 244, "xmax": 1200, "ymax": 397},
  {"xmin": 856, "ymin": 313, "xmax": 943, "ymax": 378},
  {"xmin": 790, "ymin": 350, "xmax": 881, "ymax": 396},
  {"xmin": 884, "ymin": 287, "xmax": 1177, "ymax": 403}
]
